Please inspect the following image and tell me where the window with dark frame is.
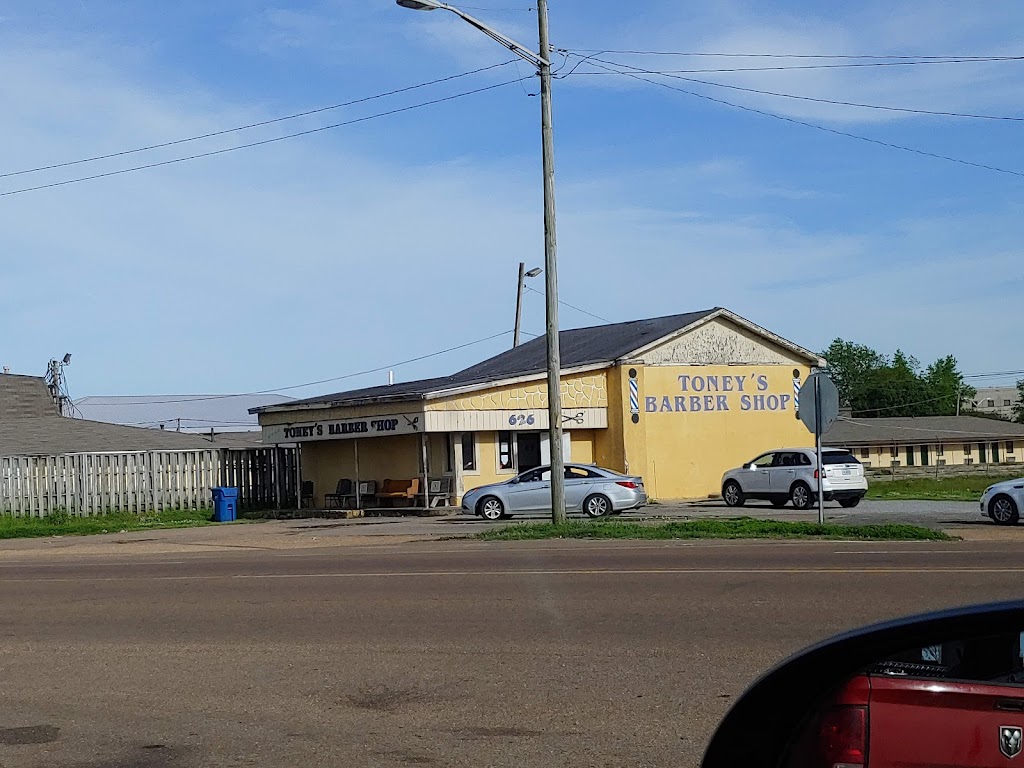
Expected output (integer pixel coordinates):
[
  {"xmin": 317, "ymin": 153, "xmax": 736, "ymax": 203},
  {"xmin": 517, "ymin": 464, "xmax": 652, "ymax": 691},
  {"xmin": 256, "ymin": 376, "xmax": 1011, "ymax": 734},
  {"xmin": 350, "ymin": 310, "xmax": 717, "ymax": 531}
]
[
  {"xmin": 497, "ymin": 431, "xmax": 514, "ymax": 471},
  {"xmin": 445, "ymin": 434, "xmax": 455, "ymax": 473},
  {"xmin": 461, "ymin": 432, "xmax": 477, "ymax": 471},
  {"xmin": 860, "ymin": 447, "xmax": 870, "ymax": 459}
]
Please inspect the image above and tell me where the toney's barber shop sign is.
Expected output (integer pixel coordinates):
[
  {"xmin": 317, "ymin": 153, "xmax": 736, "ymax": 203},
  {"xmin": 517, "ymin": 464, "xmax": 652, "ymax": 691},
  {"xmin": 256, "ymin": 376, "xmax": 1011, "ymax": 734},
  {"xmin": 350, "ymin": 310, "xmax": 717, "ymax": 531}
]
[
  {"xmin": 645, "ymin": 372, "xmax": 795, "ymax": 414},
  {"xmin": 263, "ymin": 414, "xmax": 422, "ymax": 443}
]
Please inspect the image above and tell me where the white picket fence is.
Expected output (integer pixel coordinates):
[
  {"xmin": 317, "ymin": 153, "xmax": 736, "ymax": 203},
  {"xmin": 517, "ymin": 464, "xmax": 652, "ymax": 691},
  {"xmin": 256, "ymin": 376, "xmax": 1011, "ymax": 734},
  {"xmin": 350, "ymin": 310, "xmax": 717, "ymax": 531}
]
[{"xmin": 0, "ymin": 450, "xmax": 221, "ymax": 516}]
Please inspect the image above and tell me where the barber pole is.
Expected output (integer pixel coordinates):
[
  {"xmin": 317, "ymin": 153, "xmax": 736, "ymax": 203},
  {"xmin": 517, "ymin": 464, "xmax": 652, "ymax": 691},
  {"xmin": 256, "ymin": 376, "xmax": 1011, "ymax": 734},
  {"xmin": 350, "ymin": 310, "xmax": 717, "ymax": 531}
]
[{"xmin": 793, "ymin": 370, "xmax": 802, "ymax": 419}]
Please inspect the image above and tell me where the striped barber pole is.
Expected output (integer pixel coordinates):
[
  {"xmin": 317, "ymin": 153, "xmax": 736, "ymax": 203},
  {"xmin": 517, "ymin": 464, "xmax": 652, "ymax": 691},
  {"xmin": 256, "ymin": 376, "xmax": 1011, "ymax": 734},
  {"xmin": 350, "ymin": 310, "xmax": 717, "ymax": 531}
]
[
  {"xmin": 629, "ymin": 377, "xmax": 639, "ymax": 413},
  {"xmin": 793, "ymin": 375, "xmax": 802, "ymax": 418}
]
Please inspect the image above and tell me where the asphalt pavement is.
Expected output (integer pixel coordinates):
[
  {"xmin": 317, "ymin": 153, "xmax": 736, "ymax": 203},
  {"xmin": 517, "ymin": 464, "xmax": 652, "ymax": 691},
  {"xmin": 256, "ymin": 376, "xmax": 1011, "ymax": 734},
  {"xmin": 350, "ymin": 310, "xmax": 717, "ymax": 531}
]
[{"xmin": 2, "ymin": 536, "xmax": 1024, "ymax": 768}]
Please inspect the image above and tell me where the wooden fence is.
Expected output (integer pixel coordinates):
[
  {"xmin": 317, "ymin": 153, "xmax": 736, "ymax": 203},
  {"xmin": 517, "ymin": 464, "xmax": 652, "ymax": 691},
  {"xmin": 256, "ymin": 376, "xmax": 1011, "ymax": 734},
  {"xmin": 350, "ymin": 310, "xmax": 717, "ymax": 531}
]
[{"xmin": 0, "ymin": 447, "xmax": 297, "ymax": 517}]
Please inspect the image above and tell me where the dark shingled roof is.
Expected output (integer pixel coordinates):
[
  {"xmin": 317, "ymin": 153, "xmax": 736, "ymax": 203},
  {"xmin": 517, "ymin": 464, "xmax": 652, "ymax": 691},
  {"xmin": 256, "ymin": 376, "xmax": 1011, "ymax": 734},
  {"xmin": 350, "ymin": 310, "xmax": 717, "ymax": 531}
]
[
  {"xmin": 264, "ymin": 309, "xmax": 721, "ymax": 410},
  {"xmin": 0, "ymin": 374, "xmax": 59, "ymax": 419},
  {"xmin": 0, "ymin": 374, "xmax": 254, "ymax": 456},
  {"xmin": 826, "ymin": 416, "xmax": 1024, "ymax": 446}
]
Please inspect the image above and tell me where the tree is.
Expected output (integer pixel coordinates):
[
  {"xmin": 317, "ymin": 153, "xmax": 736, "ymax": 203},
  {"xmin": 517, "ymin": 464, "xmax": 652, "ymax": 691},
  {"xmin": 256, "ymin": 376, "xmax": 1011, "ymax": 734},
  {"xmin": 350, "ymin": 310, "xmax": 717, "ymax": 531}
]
[
  {"xmin": 820, "ymin": 340, "xmax": 972, "ymax": 417},
  {"xmin": 1014, "ymin": 380, "xmax": 1024, "ymax": 424},
  {"xmin": 923, "ymin": 355, "xmax": 975, "ymax": 416},
  {"xmin": 820, "ymin": 339, "xmax": 886, "ymax": 407}
]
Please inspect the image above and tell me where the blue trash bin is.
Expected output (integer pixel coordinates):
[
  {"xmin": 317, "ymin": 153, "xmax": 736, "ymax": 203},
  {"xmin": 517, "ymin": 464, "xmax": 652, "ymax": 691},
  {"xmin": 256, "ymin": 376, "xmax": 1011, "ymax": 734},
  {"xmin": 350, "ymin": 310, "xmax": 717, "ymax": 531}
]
[{"xmin": 211, "ymin": 487, "xmax": 238, "ymax": 522}]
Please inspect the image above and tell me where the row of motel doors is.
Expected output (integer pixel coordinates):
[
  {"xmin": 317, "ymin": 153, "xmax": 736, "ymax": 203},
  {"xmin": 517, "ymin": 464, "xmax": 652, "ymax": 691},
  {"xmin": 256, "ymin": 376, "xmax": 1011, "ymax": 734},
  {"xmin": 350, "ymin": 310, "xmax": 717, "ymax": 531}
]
[{"xmin": 903, "ymin": 442, "xmax": 1004, "ymax": 467}]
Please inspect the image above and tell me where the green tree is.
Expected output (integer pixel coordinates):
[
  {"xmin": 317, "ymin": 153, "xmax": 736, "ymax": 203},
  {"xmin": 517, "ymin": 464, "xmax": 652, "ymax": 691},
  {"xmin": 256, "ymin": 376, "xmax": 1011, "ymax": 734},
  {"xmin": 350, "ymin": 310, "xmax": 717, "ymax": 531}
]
[
  {"xmin": 1014, "ymin": 380, "xmax": 1024, "ymax": 424},
  {"xmin": 923, "ymin": 355, "xmax": 975, "ymax": 416},
  {"xmin": 820, "ymin": 339, "xmax": 886, "ymax": 407},
  {"xmin": 820, "ymin": 340, "xmax": 972, "ymax": 417}
]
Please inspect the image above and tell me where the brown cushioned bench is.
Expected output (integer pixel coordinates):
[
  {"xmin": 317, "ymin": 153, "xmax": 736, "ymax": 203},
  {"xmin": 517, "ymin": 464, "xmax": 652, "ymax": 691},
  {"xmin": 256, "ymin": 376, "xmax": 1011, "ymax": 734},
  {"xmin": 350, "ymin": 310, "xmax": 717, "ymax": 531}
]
[{"xmin": 375, "ymin": 478, "xmax": 420, "ymax": 506}]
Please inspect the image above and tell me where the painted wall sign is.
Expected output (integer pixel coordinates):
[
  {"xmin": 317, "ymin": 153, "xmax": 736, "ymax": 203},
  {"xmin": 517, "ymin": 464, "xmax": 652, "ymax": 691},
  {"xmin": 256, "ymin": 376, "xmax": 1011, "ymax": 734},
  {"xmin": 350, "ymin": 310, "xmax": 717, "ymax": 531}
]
[
  {"xmin": 263, "ymin": 413, "xmax": 423, "ymax": 443},
  {"xmin": 644, "ymin": 372, "xmax": 794, "ymax": 414}
]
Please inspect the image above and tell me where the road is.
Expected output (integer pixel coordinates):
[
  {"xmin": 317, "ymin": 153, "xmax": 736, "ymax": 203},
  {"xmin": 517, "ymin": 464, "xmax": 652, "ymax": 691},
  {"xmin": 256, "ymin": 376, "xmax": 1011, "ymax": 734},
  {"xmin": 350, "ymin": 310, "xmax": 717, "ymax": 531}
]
[{"xmin": 2, "ymin": 537, "xmax": 1024, "ymax": 768}]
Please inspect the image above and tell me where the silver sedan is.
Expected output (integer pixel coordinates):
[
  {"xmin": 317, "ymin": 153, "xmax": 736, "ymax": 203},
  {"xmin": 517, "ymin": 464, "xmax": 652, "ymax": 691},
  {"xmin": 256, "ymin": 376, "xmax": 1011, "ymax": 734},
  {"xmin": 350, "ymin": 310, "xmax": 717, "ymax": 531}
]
[{"xmin": 461, "ymin": 463, "xmax": 647, "ymax": 521}]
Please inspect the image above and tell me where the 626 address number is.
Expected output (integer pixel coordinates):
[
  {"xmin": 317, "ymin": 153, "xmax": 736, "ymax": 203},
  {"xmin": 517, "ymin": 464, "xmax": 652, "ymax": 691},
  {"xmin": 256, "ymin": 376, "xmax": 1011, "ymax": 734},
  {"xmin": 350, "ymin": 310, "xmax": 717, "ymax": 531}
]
[{"xmin": 508, "ymin": 414, "xmax": 536, "ymax": 426}]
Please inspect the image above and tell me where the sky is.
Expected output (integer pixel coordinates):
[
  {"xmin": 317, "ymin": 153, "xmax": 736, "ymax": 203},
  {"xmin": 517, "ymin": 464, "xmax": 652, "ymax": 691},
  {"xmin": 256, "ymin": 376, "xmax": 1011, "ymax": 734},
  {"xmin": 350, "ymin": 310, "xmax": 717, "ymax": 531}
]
[{"xmin": 1, "ymin": 0, "xmax": 1022, "ymax": 403}]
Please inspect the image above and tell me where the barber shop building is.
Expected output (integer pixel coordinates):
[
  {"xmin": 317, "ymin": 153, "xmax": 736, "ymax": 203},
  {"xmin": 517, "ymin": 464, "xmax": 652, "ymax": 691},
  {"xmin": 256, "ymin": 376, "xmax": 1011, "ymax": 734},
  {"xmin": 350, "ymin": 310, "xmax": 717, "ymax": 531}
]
[{"xmin": 253, "ymin": 308, "xmax": 824, "ymax": 507}]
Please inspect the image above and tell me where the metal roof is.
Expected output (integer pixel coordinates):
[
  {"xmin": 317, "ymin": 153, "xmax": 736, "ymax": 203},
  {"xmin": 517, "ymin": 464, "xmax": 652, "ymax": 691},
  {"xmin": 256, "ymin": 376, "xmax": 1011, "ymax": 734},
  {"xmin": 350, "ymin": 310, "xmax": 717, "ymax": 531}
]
[
  {"xmin": 75, "ymin": 393, "xmax": 292, "ymax": 432},
  {"xmin": 826, "ymin": 416, "xmax": 1024, "ymax": 445}
]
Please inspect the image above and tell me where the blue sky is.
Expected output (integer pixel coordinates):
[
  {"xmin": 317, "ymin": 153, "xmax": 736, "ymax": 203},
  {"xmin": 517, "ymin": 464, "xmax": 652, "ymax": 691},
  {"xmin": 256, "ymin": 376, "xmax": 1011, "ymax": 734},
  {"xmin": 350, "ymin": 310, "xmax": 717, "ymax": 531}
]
[{"xmin": 2, "ymin": 0, "xmax": 1022, "ymax": 400}]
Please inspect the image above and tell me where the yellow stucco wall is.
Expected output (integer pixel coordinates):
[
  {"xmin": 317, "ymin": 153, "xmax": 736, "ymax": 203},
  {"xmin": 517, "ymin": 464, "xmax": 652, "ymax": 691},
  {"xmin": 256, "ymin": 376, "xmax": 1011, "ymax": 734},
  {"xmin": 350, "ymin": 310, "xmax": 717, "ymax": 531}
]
[
  {"xmin": 628, "ymin": 364, "xmax": 816, "ymax": 499},
  {"xmin": 571, "ymin": 430, "xmax": 596, "ymax": 464},
  {"xmin": 427, "ymin": 371, "xmax": 607, "ymax": 411}
]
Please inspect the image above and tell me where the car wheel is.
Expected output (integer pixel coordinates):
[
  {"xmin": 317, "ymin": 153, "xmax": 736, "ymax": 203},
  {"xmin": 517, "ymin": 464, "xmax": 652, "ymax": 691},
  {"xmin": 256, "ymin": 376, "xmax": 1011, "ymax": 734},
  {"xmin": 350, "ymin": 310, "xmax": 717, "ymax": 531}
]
[
  {"xmin": 989, "ymin": 495, "xmax": 1020, "ymax": 526},
  {"xmin": 839, "ymin": 497, "xmax": 861, "ymax": 509},
  {"xmin": 584, "ymin": 494, "xmax": 612, "ymax": 519},
  {"xmin": 722, "ymin": 481, "xmax": 745, "ymax": 507},
  {"xmin": 770, "ymin": 498, "xmax": 788, "ymax": 509},
  {"xmin": 479, "ymin": 496, "xmax": 505, "ymax": 521},
  {"xmin": 790, "ymin": 482, "xmax": 813, "ymax": 511}
]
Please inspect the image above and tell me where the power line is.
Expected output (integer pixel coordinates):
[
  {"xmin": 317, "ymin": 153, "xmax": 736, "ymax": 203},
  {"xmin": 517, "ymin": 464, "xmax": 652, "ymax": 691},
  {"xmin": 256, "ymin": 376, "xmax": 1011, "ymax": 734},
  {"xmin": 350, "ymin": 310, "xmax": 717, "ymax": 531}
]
[
  {"xmin": 0, "ymin": 76, "xmax": 530, "ymax": 198},
  {"xmin": 524, "ymin": 284, "xmax": 610, "ymax": 322},
  {"xmin": 579, "ymin": 56, "xmax": 1024, "ymax": 122},
  {"xmin": 849, "ymin": 393, "xmax": 960, "ymax": 415},
  {"xmin": 86, "ymin": 329, "xmax": 514, "ymax": 407},
  {"xmin": 838, "ymin": 415, "xmax": 1021, "ymax": 436},
  {"xmin": 562, "ymin": 54, "xmax": 1024, "ymax": 75},
  {"xmin": 585, "ymin": 59, "xmax": 1024, "ymax": 179},
  {"xmin": 562, "ymin": 49, "xmax": 1024, "ymax": 60},
  {"xmin": 0, "ymin": 61, "xmax": 518, "ymax": 181}
]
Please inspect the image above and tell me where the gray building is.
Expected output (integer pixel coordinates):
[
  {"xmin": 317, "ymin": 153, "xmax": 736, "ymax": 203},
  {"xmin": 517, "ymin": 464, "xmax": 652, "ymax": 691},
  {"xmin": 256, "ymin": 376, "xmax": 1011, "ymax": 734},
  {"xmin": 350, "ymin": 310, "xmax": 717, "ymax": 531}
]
[{"xmin": 968, "ymin": 386, "xmax": 1020, "ymax": 419}]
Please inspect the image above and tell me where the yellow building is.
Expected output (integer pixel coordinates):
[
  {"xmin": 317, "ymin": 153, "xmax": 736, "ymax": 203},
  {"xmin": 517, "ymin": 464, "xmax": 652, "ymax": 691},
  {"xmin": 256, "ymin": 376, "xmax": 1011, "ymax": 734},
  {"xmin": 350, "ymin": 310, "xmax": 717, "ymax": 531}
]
[
  {"xmin": 254, "ymin": 308, "xmax": 824, "ymax": 506},
  {"xmin": 825, "ymin": 416, "xmax": 1024, "ymax": 471}
]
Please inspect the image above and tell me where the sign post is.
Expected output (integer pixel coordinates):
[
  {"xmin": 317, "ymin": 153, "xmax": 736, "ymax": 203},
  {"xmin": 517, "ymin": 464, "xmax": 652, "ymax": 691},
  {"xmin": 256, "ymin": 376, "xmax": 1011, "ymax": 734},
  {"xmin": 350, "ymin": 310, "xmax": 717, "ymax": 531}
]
[{"xmin": 799, "ymin": 372, "xmax": 840, "ymax": 525}]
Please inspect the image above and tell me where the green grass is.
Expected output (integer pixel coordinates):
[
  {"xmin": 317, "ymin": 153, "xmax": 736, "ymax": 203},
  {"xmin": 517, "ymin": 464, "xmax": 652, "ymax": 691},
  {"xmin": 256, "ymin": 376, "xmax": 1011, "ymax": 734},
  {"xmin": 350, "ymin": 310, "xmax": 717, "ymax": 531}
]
[
  {"xmin": 0, "ymin": 509, "xmax": 219, "ymax": 539},
  {"xmin": 866, "ymin": 473, "xmax": 1020, "ymax": 501},
  {"xmin": 477, "ymin": 518, "xmax": 952, "ymax": 542}
]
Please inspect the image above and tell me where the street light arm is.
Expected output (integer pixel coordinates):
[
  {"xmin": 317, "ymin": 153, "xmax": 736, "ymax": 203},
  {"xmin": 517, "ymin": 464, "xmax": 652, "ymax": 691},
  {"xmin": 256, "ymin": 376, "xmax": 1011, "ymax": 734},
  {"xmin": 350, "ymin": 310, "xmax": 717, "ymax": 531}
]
[{"xmin": 424, "ymin": 1, "xmax": 550, "ymax": 68}]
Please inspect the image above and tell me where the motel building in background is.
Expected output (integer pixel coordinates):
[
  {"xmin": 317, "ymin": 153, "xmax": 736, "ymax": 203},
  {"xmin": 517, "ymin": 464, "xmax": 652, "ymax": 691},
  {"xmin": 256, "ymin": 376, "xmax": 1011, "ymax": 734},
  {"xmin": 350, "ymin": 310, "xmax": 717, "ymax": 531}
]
[{"xmin": 253, "ymin": 308, "xmax": 824, "ymax": 507}]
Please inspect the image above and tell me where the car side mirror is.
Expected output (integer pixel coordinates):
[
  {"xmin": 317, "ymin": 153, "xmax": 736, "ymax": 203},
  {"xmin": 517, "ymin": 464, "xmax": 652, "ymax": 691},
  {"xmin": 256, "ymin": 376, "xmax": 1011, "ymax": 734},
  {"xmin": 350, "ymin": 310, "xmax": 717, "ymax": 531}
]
[
  {"xmin": 701, "ymin": 600, "xmax": 1024, "ymax": 768},
  {"xmin": 509, "ymin": 477, "xmax": 520, "ymax": 485}
]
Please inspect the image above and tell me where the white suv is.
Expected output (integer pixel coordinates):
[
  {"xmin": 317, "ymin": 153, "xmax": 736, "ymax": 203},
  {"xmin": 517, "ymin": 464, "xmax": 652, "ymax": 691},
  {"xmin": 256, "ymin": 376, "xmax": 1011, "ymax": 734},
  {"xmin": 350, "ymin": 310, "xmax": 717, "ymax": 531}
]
[{"xmin": 721, "ymin": 448, "xmax": 868, "ymax": 510}]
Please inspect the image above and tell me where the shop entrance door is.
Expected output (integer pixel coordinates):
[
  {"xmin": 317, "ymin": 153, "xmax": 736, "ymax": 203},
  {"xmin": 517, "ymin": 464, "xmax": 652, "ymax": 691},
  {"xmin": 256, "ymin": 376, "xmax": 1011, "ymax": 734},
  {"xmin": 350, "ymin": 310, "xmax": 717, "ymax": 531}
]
[{"xmin": 517, "ymin": 433, "xmax": 542, "ymax": 471}]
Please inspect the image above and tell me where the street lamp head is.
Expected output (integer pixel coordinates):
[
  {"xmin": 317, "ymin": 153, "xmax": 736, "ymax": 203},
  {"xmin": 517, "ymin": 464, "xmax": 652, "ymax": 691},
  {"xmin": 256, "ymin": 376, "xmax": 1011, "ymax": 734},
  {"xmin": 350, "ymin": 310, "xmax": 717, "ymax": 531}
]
[
  {"xmin": 525, "ymin": 267, "xmax": 543, "ymax": 278},
  {"xmin": 396, "ymin": 0, "xmax": 442, "ymax": 9}
]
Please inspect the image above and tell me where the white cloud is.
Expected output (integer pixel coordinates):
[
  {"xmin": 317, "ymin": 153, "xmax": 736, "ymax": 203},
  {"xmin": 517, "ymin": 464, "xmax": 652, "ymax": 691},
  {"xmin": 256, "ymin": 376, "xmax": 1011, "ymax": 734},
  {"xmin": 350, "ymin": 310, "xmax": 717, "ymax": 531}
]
[{"xmin": 0, "ymin": 20, "xmax": 1019, "ymax": 399}]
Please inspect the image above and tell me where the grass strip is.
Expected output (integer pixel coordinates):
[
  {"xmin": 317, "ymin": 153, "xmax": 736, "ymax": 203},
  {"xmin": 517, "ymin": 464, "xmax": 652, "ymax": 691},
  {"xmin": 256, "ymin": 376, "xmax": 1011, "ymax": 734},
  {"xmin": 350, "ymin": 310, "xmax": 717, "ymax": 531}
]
[
  {"xmin": 0, "ymin": 509, "xmax": 218, "ymax": 539},
  {"xmin": 478, "ymin": 518, "xmax": 952, "ymax": 542},
  {"xmin": 865, "ymin": 474, "xmax": 1019, "ymax": 501}
]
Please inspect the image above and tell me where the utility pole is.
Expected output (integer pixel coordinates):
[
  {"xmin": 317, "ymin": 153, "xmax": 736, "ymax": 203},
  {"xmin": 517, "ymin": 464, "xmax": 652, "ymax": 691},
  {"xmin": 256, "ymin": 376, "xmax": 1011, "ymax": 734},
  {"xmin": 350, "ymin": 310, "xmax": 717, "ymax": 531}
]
[
  {"xmin": 513, "ymin": 261, "xmax": 526, "ymax": 348},
  {"xmin": 536, "ymin": 0, "xmax": 565, "ymax": 524}
]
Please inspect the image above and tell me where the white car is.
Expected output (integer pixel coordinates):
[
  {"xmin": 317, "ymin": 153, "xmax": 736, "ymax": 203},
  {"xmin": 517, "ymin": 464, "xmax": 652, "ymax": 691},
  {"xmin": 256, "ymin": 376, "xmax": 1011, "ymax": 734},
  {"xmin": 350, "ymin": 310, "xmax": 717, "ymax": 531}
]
[
  {"xmin": 980, "ymin": 477, "xmax": 1024, "ymax": 525},
  {"xmin": 721, "ymin": 447, "xmax": 868, "ymax": 510}
]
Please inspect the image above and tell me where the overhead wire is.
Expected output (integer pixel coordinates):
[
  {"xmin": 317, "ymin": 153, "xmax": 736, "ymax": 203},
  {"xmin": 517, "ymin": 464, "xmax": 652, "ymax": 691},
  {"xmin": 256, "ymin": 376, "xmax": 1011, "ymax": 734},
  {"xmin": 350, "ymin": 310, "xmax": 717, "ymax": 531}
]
[
  {"xmin": 525, "ymin": 284, "xmax": 611, "ymax": 322},
  {"xmin": 0, "ymin": 76, "xmax": 532, "ymax": 198},
  {"xmin": 837, "ymin": 415, "xmax": 1018, "ymax": 436},
  {"xmin": 561, "ymin": 54, "xmax": 1024, "ymax": 74},
  {"xmin": 576, "ymin": 56, "xmax": 1024, "ymax": 121},
  {"xmin": 0, "ymin": 60, "xmax": 519, "ymax": 181},
  {"xmin": 561, "ymin": 49, "xmax": 1024, "ymax": 60},
  {"xmin": 84, "ymin": 329, "xmax": 515, "ymax": 406},
  {"xmin": 579, "ymin": 58, "xmax": 1024, "ymax": 179}
]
